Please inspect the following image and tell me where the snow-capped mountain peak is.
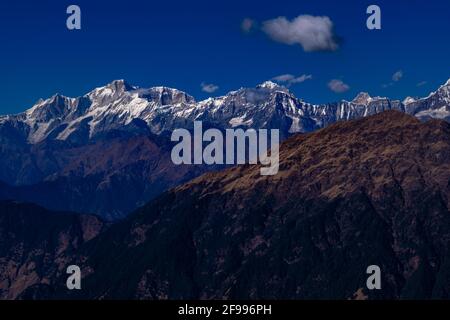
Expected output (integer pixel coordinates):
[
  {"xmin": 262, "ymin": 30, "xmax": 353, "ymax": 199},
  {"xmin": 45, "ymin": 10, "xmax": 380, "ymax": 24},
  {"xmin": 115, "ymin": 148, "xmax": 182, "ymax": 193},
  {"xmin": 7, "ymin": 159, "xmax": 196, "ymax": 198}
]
[
  {"xmin": 108, "ymin": 79, "xmax": 135, "ymax": 91},
  {"xmin": 427, "ymin": 78, "xmax": 450, "ymax": 102},
  {"xmin": 3, "ymin": 77, "xmax": 450, "ymax": 144},
  {"xmin": 25, "ymin": 93, "xmax": 74, "ymax": 120},
  {"xmin": 403, "ymin": 97, "xmax": 416, "ymax": 105},
  {"xmin": 257, "ymin": 81, "xmax": 285, "ymax": 91},
  {"xmin": 135, "ymin": 86, "xmax": 196, "ymax": 105},
  {"xmin": 87, "ymin": 79, "xmax": 134, "ymax": 101},
  {"xmin": 352, "ymin": 92, "xmax": 372, "ymax": 105}
]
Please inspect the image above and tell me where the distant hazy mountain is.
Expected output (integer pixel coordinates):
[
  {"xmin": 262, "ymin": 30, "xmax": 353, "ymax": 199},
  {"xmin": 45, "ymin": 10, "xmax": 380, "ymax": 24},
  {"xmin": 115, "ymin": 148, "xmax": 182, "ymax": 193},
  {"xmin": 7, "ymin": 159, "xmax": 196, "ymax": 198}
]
[
  {"xmin": 4, "ymin": 111, "xmax": 450, "ymax": 299},
  {"xmin": 0, "ymin": 78, "xmax": 449, "ymax": 219}
]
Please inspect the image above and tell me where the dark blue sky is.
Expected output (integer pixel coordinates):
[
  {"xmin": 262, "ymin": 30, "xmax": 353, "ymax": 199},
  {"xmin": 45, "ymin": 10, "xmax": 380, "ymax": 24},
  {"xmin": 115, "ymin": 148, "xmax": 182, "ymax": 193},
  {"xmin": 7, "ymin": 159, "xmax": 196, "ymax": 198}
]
[{"xmin": 1, "ymin": 0, "xmax": 449, "ymax": 114}]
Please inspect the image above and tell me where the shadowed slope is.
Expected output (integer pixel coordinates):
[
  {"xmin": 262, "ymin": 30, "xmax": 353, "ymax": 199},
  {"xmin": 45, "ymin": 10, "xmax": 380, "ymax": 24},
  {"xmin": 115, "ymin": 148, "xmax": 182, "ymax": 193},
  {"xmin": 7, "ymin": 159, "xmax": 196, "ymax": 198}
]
[{"xmin": 5, "ymin": 111, "xmax": 450, "ymax": 299}]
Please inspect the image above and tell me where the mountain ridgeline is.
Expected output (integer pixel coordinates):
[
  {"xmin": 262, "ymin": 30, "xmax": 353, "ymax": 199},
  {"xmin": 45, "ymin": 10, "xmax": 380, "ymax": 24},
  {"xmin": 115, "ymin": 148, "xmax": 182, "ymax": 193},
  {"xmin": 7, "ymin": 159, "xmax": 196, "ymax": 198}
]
[
  {"xmin": 3, "ymin": 111, "xmax": 450, "ymax": 299},
  {"xmin": 0, "ymin": 79, "xmax": 449, "ymax": 219}
]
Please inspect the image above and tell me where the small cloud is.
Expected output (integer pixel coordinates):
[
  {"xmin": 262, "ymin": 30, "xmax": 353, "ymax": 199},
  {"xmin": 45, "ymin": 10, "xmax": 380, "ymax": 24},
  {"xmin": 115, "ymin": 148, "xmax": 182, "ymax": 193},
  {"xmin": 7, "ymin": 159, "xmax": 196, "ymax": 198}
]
[
  {"xmin": 272, "ymin": 74, "xmax": 295, "ymax": 82},
  {"xmin": 417, "ymin": 81, "xmax": 427, "ymax": 87},
  {"xmin": 383, "ymin": 71, "xmax": 403, "ymax": 88},
  {"xmin": 328, "ymin": 79, "xmax": 350, "ymax": 93},
  {"xmin": 241, "ymin": 18, "xmax": 256, "ymax": 33},
  {"xmin": 201, "ymin": 82, "xmax": 219, "ymax": 93},
  {"xmin": 272, "ymin": 73, "xmax": 312, "ymax": 86},
  {"xmin": 290, "ymin": 74, "xmax": 313, "ymax": 84},
  {"xmin": 392, "ymin": 70, "xmax": 403, "ymax": 82},
  {"xmin": 262, "ymin": 15, "xmax": 339, "ymax": 52}
]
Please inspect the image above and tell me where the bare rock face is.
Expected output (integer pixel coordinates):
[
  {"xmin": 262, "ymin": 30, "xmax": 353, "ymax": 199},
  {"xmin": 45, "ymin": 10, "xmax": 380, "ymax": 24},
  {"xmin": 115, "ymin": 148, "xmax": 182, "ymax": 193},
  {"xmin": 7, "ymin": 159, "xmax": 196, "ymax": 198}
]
[{"xmin": 5, "ymin": 111, "xmax": 450, "ymax": 299}]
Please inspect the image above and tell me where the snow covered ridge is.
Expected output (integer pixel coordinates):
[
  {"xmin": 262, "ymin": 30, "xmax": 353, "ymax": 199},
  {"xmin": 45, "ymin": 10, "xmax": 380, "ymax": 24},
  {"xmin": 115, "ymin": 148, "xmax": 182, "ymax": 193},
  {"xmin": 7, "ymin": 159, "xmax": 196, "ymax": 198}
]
[{"xmin": 2, "ymin": 78, "xmax": 450, "ymax": 144}]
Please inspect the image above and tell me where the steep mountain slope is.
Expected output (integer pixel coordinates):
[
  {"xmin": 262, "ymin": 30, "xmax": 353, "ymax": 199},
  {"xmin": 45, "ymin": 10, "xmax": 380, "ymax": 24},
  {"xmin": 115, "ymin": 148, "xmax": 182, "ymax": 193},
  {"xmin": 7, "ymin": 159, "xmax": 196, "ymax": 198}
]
[
  {"xmin": 0, "ymin": 79, "xmax": 449, "ymax": 219},
  {"xmin": 0, "ymin": 201, "xmax": 106, "ymax": 300},
  {"xmin": 10, "ymin": 110, "xmax": 450, "ymax": 300}
]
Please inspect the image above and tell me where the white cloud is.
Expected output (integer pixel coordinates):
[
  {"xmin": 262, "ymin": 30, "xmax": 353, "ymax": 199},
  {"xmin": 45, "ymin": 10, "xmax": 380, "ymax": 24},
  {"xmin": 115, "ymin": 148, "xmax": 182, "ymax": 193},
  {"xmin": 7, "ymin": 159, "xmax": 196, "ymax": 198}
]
[
  {"xmin": 328, "ymin": 79, "xmax": 350, "ymax": 93},
  {"xmin": 417, "ymin": 81, "xmax": 427, "ymax": 87},
  {"xmin": 272, "ymin": 73, "xmax": 312, "ymax": 86},
  {"xmin": 241, "ymin": 18, "xmax": 256, "ymax": 33},
  {"xmin": 262, "ymin": 15, "xmax": 339, "ymax": 52},
  {"xmin": 272, "ymin": 74, "xmax": 295, "ymax": 82},
  {"xmin": 392, "ymin": 70, "xmax": 403, "ymax": 82},
  {"xmin": 290, "ymin": 74, "xmax": 313, "ymax": 84},
  {"xmin": 201, "ymin": 82, "xmax": 219, "ymax": 93}
]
